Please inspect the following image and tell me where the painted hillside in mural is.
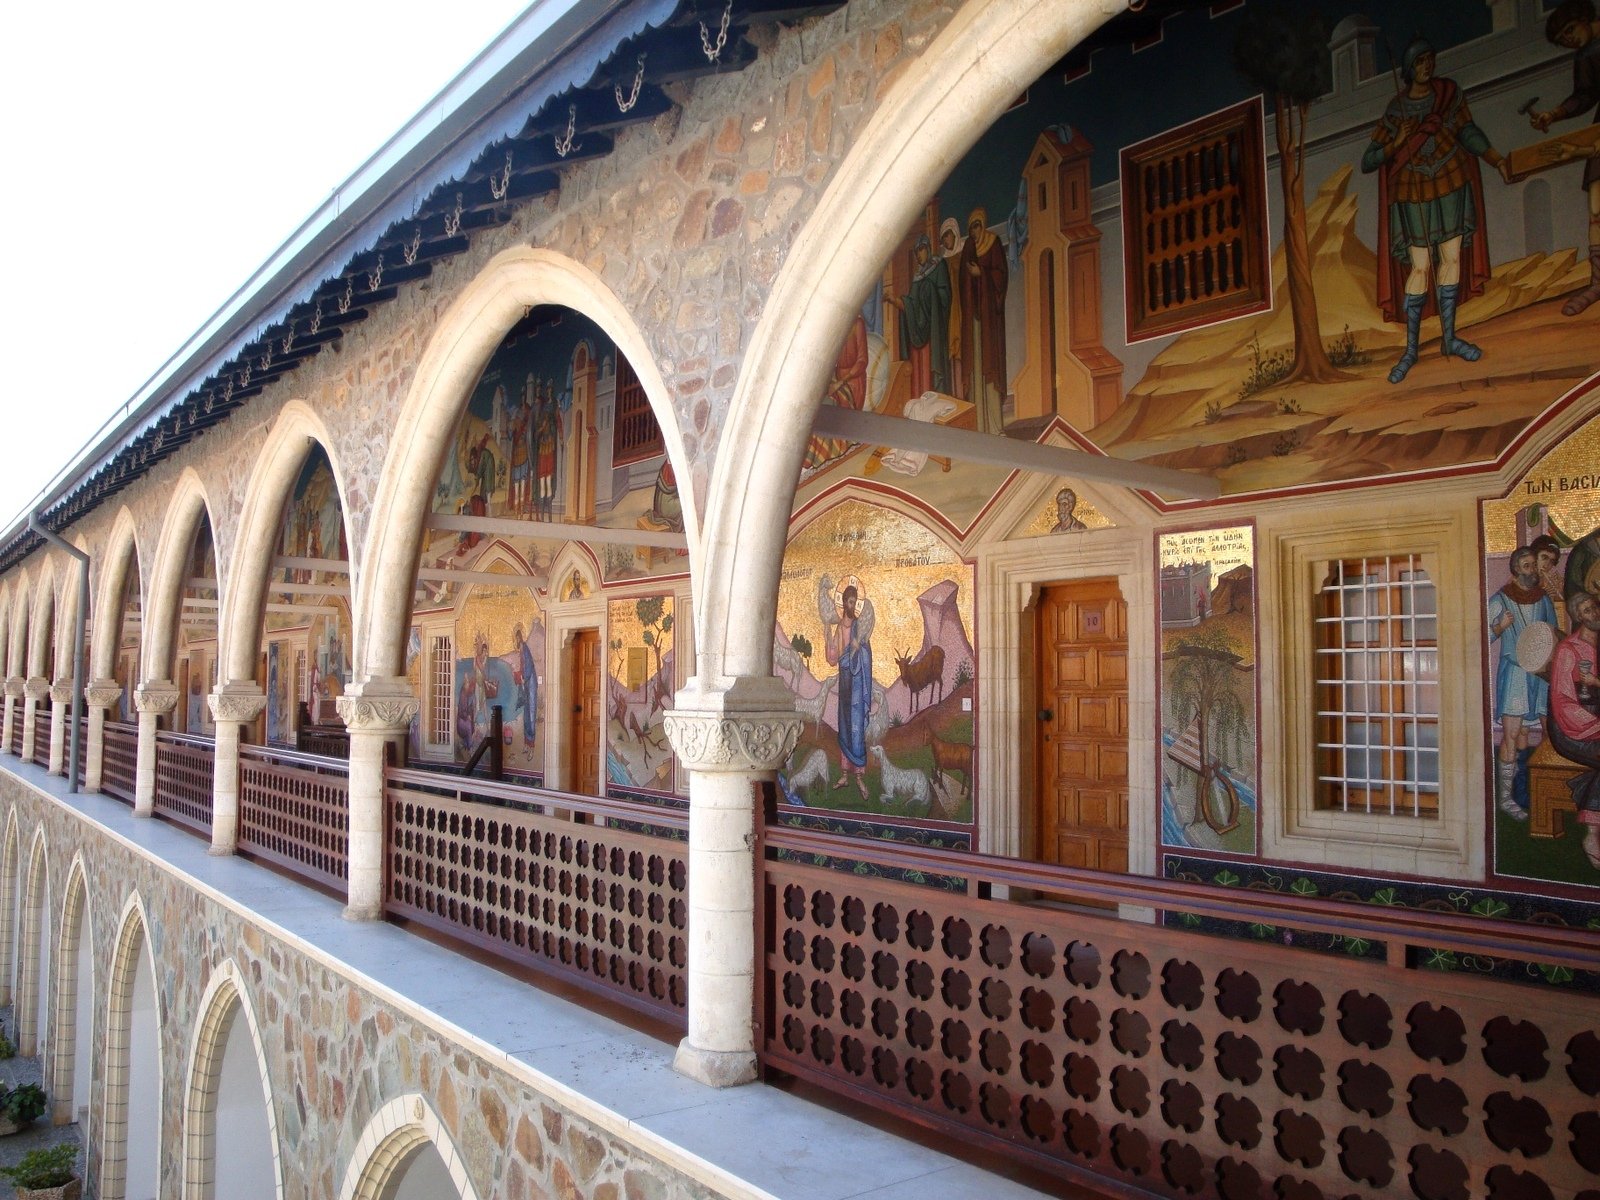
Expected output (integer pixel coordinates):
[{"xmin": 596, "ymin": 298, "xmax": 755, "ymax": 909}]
[
  {"xmin": 1483, "ymin": 411, "xmax": 1600, "ymax": 895},
  {"xmin": 775, "ymin": 500, "xmax": 976, "ymax": 825},
  {"xmin": 815, "ymin": 0, "xmax": 1599, "ymax": 503}
]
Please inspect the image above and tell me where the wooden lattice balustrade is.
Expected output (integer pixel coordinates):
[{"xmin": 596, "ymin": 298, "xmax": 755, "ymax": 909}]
[
  {"xmin": 5, "ymin": 698, "xmax": 16, "ymax": 757},
  {"xmin": 101, "ymin": 721, "xmax": 137, "ymax": 803},
  {"xmin": 152, "ymin": 732, "xmax": 215, "ymax": 835},
  {"xmin": 238, "ymin": 745, "xmax": 349, "ymax": 892},
  {"xmin": 385, "ymin": 768, "xmax": 688, "ymax": 1025},
  {"xmin": 30, "ymin": 708, "xmax": 49, "ymax": 768},
  {"xmin": 74, "ymin": 716, "xmax": 86, "ymax": 787},
  {"xmin": 762, "ymin": 826, "xmax": 1600, "ymax": 1200}
]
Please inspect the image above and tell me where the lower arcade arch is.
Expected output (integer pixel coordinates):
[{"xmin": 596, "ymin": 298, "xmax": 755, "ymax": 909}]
[
  {"xmin": 50, "ymin": 857, "xmax": 95, "ymax": 1126},
  {"xmin": 101, "ymin": 896, "xmax": 162, "ymax": 1200},
  {"xmin": 15, "ymin": 828, "xmax": 49, "ymax": 1057},
  {"xmin": 338, "ymin": 1095, "xmax": 480, "ymax": 1200}
]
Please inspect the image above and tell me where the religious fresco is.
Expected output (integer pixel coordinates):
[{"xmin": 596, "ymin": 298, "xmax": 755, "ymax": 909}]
[
  {"xmin": 1483, "ymin": 412, "xmax": 1600, "ymax": 893},
  {"xmin": 426, "ymin": 306, "xmax": 683, "ymax": 592},
  {"xmin": 266, "ymin": 642, "xmax": 287, "ymax": 745},
  {"xmin": 1015, "ymin": 484, "xmax": 1115, "ymax": 538},
  {"xmin": 820, "ymin": 0, "xmax": 1599, "ymax": 504},
  {"xmin": 269, "ymin": 449, "xmax": 347, "ymax": 632},
  {"xmin": 775, "ymin": 500, "xmax": 976, "ymax": 826},
  {"xmin": 453, "ymin": 564, "xmax": 545, "ymax": 779},
  {"xmin": 606, "ymin": 595, "xmax": 675, "ymax": 793},
  {"xmin": 1158, "ymin": 525, "xmax": 1259, "ymax": 857}
]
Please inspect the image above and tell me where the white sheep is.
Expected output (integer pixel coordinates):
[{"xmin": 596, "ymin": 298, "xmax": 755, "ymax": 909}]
[
  {"xmin": 785, "ymin": 748, "xmax": 830, "ymax": 799},
  {"xmin": 869, "ymin": 745, "xmax": 932, "ymax": 816},
  {"xmin": 794, "ymin": 676, "xmax": 837, "ymax": 738}
]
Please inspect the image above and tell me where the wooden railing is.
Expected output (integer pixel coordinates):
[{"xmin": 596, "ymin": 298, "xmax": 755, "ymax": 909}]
[
  {"xmin": 295, "ymin": 724, "xmax": 349, "ymax": 759},
  {"xmin": 152, "ymin": 732, "xmax": 215, "ymax": 836},
  {"xmin": 238, "ymin": 746, "xmax": 350, "ymax": 894},
  {"xmin": 31, "ymin": 708, "xmax": 49, "ymax": 768},
  {"xmin": 5, "ymin": 698, "xmax": 18, "ymax": 757},
  {"xmin": 385, "ymin": 768, "xmax": 688, "ymax": 1025},
  {"xmin": 74, "ymin": 716, "xmax": 86, "ymax": 788},
  {"xmin": 761, "ymin": 824, "xmax": 1600, "ymax": 1199},
  {"xmin": 101, "ymin": 722, "xmax": 137, "ymax": 804}
]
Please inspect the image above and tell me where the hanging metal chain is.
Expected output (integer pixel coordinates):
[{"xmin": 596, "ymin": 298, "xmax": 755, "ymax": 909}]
[
  {"xmin": 554, "ymin": 104, "xmax": 580, "ymax": 158},
  {"xmin": 490, "ymin": 151, "xmax": 513, "ymax": 201},
  {"xmin": 444, "ymin": 192, "xmax": 463, "ymax": 238},
  {"xmin": 339, "ymin": 277, "xmax": 354, "ymax": 314},
  {"xmin": 368, "ymin": 253, "xmax": 384, "ymax": 293},
  {"xmin": 238, "ymin": 362, "xmax": 252, "ymax": 390},
  {"xmin": 700, "ymin": 0, "xmax": 732, "ymax": 63},
  {"xmin": 403, "ymin": 226, "xmax": 422, "ymax": 267},
  {"xmin": 309, "ymin": 302, "xmax": 323, "ymax": 337},
  {"xmin": 615, "ymin": 55, "xmax": 646, "ymax": 112},
  {"xmin": 259, "ymin": 349, "xmax": 272, "ymax": 374}
]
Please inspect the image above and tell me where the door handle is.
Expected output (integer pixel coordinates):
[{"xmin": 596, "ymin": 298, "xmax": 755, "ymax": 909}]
[
  {"xmin": 1037, "ymin": 708, "xmax": 1053, "ymax": 722},
  {"xmin": 573, "ymin": 704, "xmax": 583, "ymax": 714}
]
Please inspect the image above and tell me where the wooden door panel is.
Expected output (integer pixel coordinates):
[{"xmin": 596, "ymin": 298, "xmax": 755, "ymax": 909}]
[
  {"xmin": 1036, "ymin": 579, "xmax": 1130, "ymax": 878},
  {"xmin": 570, "ymin": 629, "xmax": 602, "ymax": 796}
]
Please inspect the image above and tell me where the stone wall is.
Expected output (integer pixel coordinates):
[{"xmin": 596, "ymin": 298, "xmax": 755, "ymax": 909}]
[{"xmin": 0, "ymin": 771, "xmax": 729, "ymax": 1200}]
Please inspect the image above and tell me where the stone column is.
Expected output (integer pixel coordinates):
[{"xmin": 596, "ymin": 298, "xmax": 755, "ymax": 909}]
[
  {"xmin": 47, "ymin": 681, "xmax": 74, "ymax": 776},
  {"xmin": 663, "ymin": 677, "xmax": 800, "ymax": 1088},
  {"xmin": 132, "ymin": 683, "xmax": 179, "ymax": 816},
  {"xmin": 82, "ymin": 681, "xmax": 124, "ymax": 793},
  {"xmin": 20, "ymin": 677, "xmax": 48, "ymax": 763},
  {"xmin": 337, "ymin": 681, "xmax": 419, "ymax": 921},
  {"xmin": 2, "ymin": 677, "xmax": 22, "ymax": 754},
  {"xmin": 208, "ymin": 683, "xmax": 266, "ymax": 856}
]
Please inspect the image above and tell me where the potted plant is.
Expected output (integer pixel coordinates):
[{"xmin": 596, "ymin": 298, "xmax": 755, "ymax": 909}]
[
  {"xmin": 0, "ymin": 1082, "xmax": 48, "ymax": 1135},
  {"xmin": 0, "ymin": 1142, "xmax": 81, "ymax": 1199}
]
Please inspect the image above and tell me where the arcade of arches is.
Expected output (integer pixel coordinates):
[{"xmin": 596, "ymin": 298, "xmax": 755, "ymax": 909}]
[{"xmin": 2, "ymin": 0, "xmax": 1598, "ymax": 1196}]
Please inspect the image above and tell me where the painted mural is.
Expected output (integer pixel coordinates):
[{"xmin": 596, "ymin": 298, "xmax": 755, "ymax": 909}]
[
  {"xmin": 607, "ymin": 595, "xmax": 675, "ymax": 792},
  {"xmin": 1483, "ymin": 411, "xmax": 1600, "ymax": 892},
  {"xmin": 453, "ymin": 562, "xmax": 545, "ymax": 778},
  {"xmin": 819, "ymin": 0, "xmax": 1599, "ymax": 509},
  {"xmin": 180, "ymin": 522, "xmax": 217, "ymax": 736},
  {"xmin": 775, "ymin": 500, "xmax": 975, "ymax": 825},
  {"xmin": 270, "ymin": 450, "xmax": 347, "ymax": 629},
  {"xmin": 1158, "ymin": 525, "xmax": 1259, "ymax": 857}
]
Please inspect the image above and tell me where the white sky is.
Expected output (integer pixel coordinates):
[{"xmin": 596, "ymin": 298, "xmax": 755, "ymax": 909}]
[{"xmin": 0, "ymin": 0, "xmax": 532, "ymax": 531}]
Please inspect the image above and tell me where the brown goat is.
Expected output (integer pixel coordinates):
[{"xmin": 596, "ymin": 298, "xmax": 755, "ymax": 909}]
[
  {"xmin": 928, "ymin": 730, "xmax": 972, "ymax": 795},
  {"xmin": 894, "ymin": 644, "xmax": 945, "ymax": 715}
]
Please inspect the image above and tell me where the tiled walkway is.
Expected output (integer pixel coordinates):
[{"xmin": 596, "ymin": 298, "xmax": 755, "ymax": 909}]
[{"xmin": 4, "ymin": 761, "xmax": 1075, "ymax": 1200}]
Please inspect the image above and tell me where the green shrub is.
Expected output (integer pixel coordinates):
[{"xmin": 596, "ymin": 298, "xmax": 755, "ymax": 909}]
[
  {"xmin": 0, "ymin": 1141, "xmax": 79, "ymax": 1188},
  {"xmin": 0, "ymin": 1082, "xmax": 48, "ymax": 1126}
]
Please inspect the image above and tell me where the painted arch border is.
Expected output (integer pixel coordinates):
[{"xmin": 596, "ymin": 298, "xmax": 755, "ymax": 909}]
[{"xmin": 337, "ymin": 1093, "xmax": 481, "ymax": 1200}]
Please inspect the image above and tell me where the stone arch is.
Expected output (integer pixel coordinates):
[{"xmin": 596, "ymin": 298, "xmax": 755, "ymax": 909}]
[
  {"xmin": 356, "ymin": 248, "xmax": 690, "ymax": 680},
  {"xmin": 93, "ymin": 508, "xmax": 145, "ymax": 683},
  {"xmin": 218, "ymin": 402, "xmax": 354, "ymax": 686},
  {"xmin": 28, "ymin": 558, "xmax": 58, "ymax": 680},
  {"xmin": 49, "ymin": 854, "xmax": 95, "ymax": 1125},
  {"xmin": 53, "ymin": 533, "xmax": 91, "ymax": 683},
  {"xmin": 143, "ymin": 468, "xmax": 219, "ymax": 683},
  {"xmin": 182, "ymin": 959, "xmax": 282, "ymax": 1200},
  {"xmin": 0, "ymin": 808, "xmax": 18, "ymax": 1005},
  {"xmin": 101, "ymin": 892, "xmax": 163, "ymax": 1200},
  {"xmin": 6, "ymin": 570, "xmax": 31, "ymax": 680},
  {"xmin": 14, "ymin": 824, "xmax": 50, "ymax": 1057},
  {"xmin": 0, "ymin": 582, "xmax": 11, "ymax": 677},
  {"xmin": 336, "ymin": 1094, "xmax": 481, "ymax": 1200},
  {"xmin": 696, "ymin": 0, "xmax": 1121, "ymax": 685}
]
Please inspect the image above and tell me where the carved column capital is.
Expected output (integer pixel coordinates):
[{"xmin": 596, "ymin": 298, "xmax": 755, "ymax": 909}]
[
  {"xmin": 4, "ymin": 677, "xmax": 24, "ymax": 699},
  {"xmin": 48, "ymin": 681, "xmax": 75, "ymax": 707},
  {"xmin": 337, "ymin": 678, "xmax": 420, "ymax": 733},
  {"xmin": 23, "ymin": 677, "xmax": 50, "ymax": 702},
  {"xmin": 663, "ymin": 711, "xmax": 803, "ymax": 771},
  {"xmin": 208, "ymin": 683, "xmax": 267, "ymax": 725},
  {"xmin": 134, "ymin": 683, "xmax": 180, "ymax": 715},
  {"xmin": 84, "ymin": 680, "xmax": 124, "ymax": 710}
]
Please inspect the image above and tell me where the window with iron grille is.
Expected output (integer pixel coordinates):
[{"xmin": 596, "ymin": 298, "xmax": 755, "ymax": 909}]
[
  {"xmin": 1313, "ymin": 555, "xmax": 1439, "ymax": 818},
  {"xmin": 429, "ymin": 634, "xmax": 454, "ymax": 748},
  {"xmin": 1120, "ymin": 96, "xmax": 1270, "ymax": 342},
  {"xmin": 611, "ymin": 354, "xmax": 663, "ymax": 466}
]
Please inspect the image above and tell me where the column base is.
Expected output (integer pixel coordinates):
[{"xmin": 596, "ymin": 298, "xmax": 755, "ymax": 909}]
[
  {"xmin": 206, "ymin": 844, "xmax": 236, "ymax": 858},
  {"xmin": 673, "ymin": 1038, "xmax": 758, "ymax": 1088},
  {"xmin": 343, "ymin": 902, "xmax": 384, "ymax": 923}
]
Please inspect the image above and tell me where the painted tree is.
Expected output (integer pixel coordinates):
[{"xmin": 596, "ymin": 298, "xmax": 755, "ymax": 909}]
[
  {"xmin": 1233, "ymin": 10, "xmax": 1348, "ymax": 385},
  {"xmin": 635, "ymin": 596, "xmax": 673, "ymax": 711}
]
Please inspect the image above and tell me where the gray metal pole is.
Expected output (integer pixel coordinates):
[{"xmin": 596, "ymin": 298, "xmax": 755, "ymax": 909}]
[{"xmin": 27, "ymin": 515, "xmax": 88, "ymax": 793}]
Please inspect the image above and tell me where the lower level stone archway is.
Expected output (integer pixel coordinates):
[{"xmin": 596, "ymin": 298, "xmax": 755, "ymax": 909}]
[
  {"xmin": 101, "ymin": 894, "xmax": 162, "ymax": 1200},
  {"xmin": 337, "ymin": 1094, "xmax": 480, "ymax": 1200}
]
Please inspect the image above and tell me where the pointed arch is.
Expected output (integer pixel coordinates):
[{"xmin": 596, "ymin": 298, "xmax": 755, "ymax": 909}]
[
  {"xmin": 337, "ymin": 1094, "xmax": 481, "ymax": 1200},
  {"xmin": 14, "ymin": 824, "xmax": 50, "ymax": 1057},
  {"xmin": 698, "ymin": 0, "xmax": 1122, "ymax": 682},
  {"xmin": 6, "ymin": 570, "xmax": 31, "ymax": 680},
  {"xmin": 144, "ymin": 469, "xmax": 218, "ymax": 683},
  {"xmin": 93, "ymin": 508, "xmax": 145, "ymax": 682},
  {"xmin": 0, "ymin": 808, "xmax": 19, "ymax": 1006},
  {"xmin": 0, "ymin": 582, "xmax": 11, "ymax": 679},
  {"xmin": 356, "ymin": 248, "xmax": 691, "ymax": 681},
  {"xmin": 101, "ymin": 892, "xmax": 163, "ymax": 1200},
  {"xmin": 182, "ymin": 959, "xmax": 283, "ymax": 1200},
  {"xmin": 53, "ymin": 533, "xmax": 91, "ymax": 684},
  {"xmin": 50, "ymin": 854, "xmax": 95, "ymax": 1125},
  {"xmin": 219, "ymin": 403, "xmax": 353, "ymax": 686}
]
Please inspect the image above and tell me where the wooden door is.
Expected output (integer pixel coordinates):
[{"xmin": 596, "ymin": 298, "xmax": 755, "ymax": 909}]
[
  {"xmin": 569, "ymin": 629, "xmax": 602, "ymax": 796},
  {"xmin": 1036, "ymin": 579, "xmax": 1130, "ymax": 872}
]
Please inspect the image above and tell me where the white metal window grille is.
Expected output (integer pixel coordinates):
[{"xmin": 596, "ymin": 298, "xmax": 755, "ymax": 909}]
[
  {"xmin": 429, "ymin": 634, "xmax": 454, "ymax": 747},
  {"xmin": 1313, "ymin": 555, "xmax": 1440, "ymax": 817},
  {"xmin": 294, "ymin": 650, "xmax": 307, "ymax": 709}
]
